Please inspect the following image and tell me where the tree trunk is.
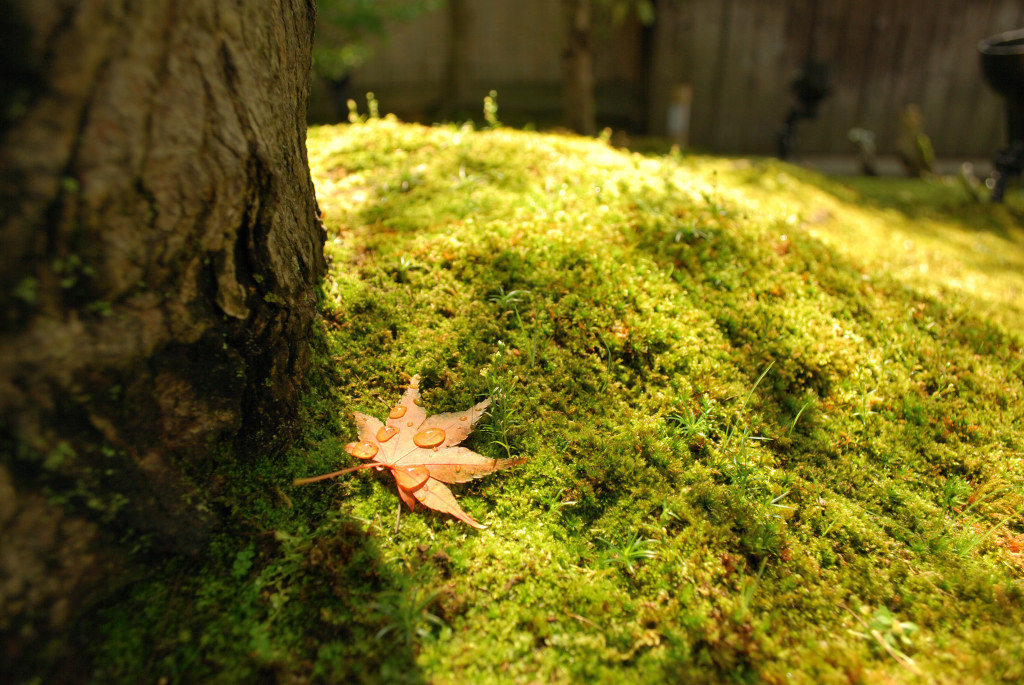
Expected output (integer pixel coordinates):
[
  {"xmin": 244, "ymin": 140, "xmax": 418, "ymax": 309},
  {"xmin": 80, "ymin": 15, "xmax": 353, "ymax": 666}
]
[
  {"xmin": 0, "ymin": 0, "xmax": 325, "ymax": 677},
  {"xmin": 562, "ymin": 0, "xmax": 596, "ymax": 136}
]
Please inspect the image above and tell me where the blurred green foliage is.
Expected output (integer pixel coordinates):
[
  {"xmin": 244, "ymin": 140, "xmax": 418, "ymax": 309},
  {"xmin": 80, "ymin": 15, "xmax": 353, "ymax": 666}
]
[{"xmin": 314, "ymin": 0, "xmax": 444, "ymax": 79}]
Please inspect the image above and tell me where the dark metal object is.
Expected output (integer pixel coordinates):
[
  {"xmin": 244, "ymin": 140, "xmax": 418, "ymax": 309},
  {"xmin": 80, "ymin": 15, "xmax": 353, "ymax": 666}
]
[
  {"xmin": 979, "ymin": 28, "xmax": 1024, "ymax": 201},
  {"xmin": 777, "ymin": 61, "xmax": 832, "ymax": 161}
]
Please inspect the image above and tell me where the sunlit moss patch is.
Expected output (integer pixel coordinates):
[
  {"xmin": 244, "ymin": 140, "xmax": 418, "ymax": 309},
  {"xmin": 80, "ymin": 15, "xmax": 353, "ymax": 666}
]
[{"xmin": 90, "ymin": 117, "xmax": 1024, "ymax": 684}]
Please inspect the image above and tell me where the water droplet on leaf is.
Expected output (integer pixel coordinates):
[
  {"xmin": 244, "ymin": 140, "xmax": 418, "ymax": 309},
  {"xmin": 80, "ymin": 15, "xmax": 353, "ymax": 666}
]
[
  {"xmin": 389, "ymin": 405, "xmax": 407, "ymax": 419},
  {"xmin": 394, "ymin": 464, "xmax": 430, "ymax": 490},
  {"xmin": 414, "ymin": 427, "xmax": 446, "ymax": 448},
  {"xmin": 345, "ymin": 441, "xmax": 379, "ymax": 459},
  {"xmin": 377, "ymin": 426, "xmax": 399, "ymax": 442}
]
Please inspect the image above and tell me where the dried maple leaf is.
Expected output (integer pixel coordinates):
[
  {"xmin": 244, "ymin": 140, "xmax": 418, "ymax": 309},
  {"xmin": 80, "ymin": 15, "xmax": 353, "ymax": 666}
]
[{"xmin": 295, "ymin": 375, "xmax": 524, "ymax": 528}]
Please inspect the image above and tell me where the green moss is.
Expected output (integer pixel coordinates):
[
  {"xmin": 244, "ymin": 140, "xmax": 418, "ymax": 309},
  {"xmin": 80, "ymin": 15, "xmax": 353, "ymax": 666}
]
[{"xmin": 89, "ymin": 120, "xmax": 1023, "ymax": 683}]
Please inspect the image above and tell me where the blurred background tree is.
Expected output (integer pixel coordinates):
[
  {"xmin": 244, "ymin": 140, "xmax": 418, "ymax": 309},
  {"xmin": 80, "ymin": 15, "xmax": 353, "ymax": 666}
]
[
  {"xmin": 313, "ymin": 0, "xmax": 444, "ymax": 120},
  {"xmin": 563, "ymin": 0, "xmax": 656, "ymax": 135},
  {"xmin": 314, "ymin": 0, "xmax": 445, "ymax": 80}
]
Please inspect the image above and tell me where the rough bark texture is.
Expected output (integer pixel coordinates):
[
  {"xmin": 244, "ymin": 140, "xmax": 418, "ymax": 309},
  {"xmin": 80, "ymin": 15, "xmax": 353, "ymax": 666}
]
[
  {"xmin": 0, "ymin": 0, "xmax": 325, "ymax": 677},
  {"xmin": 562, "ymin": 0, "xmax": 596, "ymax": 136}
]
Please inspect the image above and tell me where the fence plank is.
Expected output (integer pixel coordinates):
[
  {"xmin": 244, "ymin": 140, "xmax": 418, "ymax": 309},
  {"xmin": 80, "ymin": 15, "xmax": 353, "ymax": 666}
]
[
  {"xmin": 801, "ymin": 0, "xmax": 845, "ymax": 154},
  {"xmin": 919, "ymin": 0, "xmax": 968, "ymax": 157},
  {"xmin": 743, "ymin": 1, "xmax": 788, "ymax": 153},
  {"xmin": 688, "ymin": 0, "xmax": 732, "ymax": 148}
]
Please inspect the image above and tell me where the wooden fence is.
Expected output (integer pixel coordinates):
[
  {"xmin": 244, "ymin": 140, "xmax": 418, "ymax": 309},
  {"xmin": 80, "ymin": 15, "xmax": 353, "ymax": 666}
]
[{"xmin": 344, "ymin": 0, "xmax": 1024, "ymax": 157}]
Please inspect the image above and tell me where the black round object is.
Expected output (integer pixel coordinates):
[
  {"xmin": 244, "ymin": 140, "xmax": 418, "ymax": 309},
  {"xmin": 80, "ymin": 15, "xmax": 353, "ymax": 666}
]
[
  {"xmin": 979, "ymin": 28, "xmax": 1024, "ymax": 101},
  {"xmin": 979, "ymin": 29, "xmax": 1024, "ymax": 200}
]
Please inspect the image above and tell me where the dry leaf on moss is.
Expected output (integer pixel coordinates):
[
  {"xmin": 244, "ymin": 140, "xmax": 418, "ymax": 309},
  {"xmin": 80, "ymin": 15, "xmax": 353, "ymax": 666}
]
[{"xmin": 295, "ymin": 375, "xmax": 524, "ymax": 528}]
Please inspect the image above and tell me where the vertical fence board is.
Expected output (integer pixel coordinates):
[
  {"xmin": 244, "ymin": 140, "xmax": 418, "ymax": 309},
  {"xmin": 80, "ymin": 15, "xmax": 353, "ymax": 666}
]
[
  {"xmin": 743, "ymin": 1, "xmax": 788, "ymax": 153},
  {"xmin": 856, "ymin": 2, "xmax": 904, "ymax": 155},
  {"xmin": 942, "ymin": 1, "xmax": 1002, "ymax": 157},
  {"xmin": 829, "ymin": 0, "xmax": 881, "ymax": 154},
  {"xmin": 920, "ymin": 0, "xmax": 968, "ymax": 156},
  {"xmin": 797, "ymin": 0, "xmax": 843, "ymax": 154},
  {"xmin": 647, "ymin": 0, "xmax": 696, "ymax": 135},
  {"xmin": 688, "ymin": 0, "xmax": 732, "ymax": 148},
  {"xmin": 808, "ymin": 0, "xmax": 849, "ymax": 154},
  {"xmin": 713, "ymin": 0, "xmax": 757, "ymax": 150}
]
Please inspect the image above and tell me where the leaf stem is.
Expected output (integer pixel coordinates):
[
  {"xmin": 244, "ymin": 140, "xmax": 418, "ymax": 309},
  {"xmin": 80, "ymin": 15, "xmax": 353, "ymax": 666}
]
[{"xmin": 293, "ymin": 463, "xmax": 377, "ymax": 486}]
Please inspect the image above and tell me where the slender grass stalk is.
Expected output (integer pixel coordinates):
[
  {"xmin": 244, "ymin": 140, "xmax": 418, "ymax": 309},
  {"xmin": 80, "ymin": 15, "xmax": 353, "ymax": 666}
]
[
  {"xmin": 787, "ymin": 399, "xmax": 811, "ymax": 437},
  {"xmin": 722, "ymin": 361, "xmax": 775, "ymax": 455}
]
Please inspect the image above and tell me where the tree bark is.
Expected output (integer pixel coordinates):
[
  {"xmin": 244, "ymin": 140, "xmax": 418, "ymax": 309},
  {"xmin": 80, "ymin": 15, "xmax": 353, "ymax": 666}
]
[
  {"xmin": 0, "ymin": 0, "xmax": 325, "ymax": 677},
  {"xmin": 562, "ymin": 0, "xmax": 596, "ymax": 136}
]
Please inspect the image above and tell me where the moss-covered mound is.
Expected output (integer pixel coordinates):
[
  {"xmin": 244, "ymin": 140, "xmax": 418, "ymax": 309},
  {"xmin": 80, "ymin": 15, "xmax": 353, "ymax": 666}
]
[{"xmin": 90, "ymin": 117, "xmax": 1024, "ymax": 683}]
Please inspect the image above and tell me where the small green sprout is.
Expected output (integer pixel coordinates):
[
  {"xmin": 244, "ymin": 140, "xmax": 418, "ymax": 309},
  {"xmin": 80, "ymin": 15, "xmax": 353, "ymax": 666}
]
[
  {"xmin": 596, "ymin": 531, "xmax": 658, "ymax": 575},
  {"xmin": 391, "ymin": 255, "xmax": 424, "ymax": 283},
  {"xmin": 667, "ymin": 405, "xmax": 709, "ymax": 440},
  {"xmin": 489, "ymin": 287, "xmax": 530, "ymax": 328},
  {"xmin": 847, "ymin": 606, "xmax": 920, "ymax": 674},
  {"xmin": 371, "ymin": 585, "xmax": 446, "ymax": 649}
]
